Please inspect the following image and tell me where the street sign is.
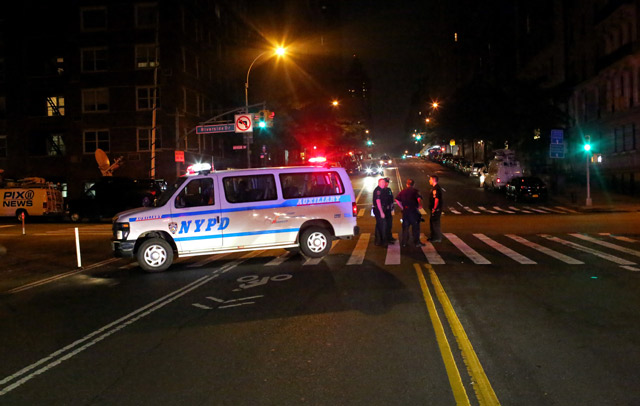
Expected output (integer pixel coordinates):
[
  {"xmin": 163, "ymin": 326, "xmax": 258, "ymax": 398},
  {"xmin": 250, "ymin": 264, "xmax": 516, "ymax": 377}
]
[
  {"xmin": 235, "ymin": 114, "xmax": 253, "ymax": 133},
  {"xmin": 174, "ymin": 150, "xmax": 184, "ymax": 162},
  {"xmin": 196, "ymin": 123, "xmax": 235, "ymax": 134},
  {"xmin": 549, "ymin": 143, "xmax": 565, "ymax": 158},
  {"xmin": 550, "ymin": 129, "xmax": 564, "ymax": 144},
  {"xmin": 233, "ymin": 145, "xmax": 247, "ymax": 150}
]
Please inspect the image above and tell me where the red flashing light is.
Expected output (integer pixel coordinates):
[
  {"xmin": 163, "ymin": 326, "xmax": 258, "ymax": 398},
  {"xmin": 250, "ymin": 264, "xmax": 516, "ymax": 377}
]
[
  {"xmin": 497, "ymin": 178, "xmax": 501, "ymax": 183},
  {"xmin": 352, "ymin": 202, "xmax": 358, "ymax": 216},
  {"xmin": 309, "ymin": 157, "xmax": 327, "ymax": 163}
]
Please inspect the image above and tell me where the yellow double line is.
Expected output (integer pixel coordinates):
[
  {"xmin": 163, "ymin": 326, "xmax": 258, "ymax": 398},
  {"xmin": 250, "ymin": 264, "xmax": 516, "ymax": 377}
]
[{"xmin": 414, "ymin": 263, "xmax": 501, "ymax": 406}]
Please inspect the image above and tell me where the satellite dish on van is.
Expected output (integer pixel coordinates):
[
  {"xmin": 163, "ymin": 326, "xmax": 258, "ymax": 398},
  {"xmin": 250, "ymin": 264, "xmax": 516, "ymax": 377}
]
[{"xmin": 95, "ymin": 148, "xmax": 123, "ymax": 176}]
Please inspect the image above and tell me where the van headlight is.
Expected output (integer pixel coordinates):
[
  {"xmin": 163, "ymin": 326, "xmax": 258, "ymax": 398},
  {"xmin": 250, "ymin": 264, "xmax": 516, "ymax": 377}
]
[{"xmin": 113, "ymin": 222, "xmax": 130, "ymax": 240}]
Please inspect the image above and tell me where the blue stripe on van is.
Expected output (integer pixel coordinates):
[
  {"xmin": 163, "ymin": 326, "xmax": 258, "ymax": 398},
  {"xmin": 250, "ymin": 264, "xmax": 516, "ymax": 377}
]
[
  {"xmin": 128, "ymin": 195, "xmax": 353, "ymax": 222},
  {"xmin": 174, "ymin": 227, "xmax": 300, "ymax": 242}
]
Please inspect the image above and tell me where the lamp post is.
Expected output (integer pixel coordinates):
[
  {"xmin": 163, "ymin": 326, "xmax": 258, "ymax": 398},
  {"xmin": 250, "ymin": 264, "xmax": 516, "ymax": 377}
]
[
  {"xmin": 584, "ymin": 140, "xmax": 592, "ymax": 206},
  {"xmin": 243, "ymin": 47, "xmax": 285, "ymax": 168}
]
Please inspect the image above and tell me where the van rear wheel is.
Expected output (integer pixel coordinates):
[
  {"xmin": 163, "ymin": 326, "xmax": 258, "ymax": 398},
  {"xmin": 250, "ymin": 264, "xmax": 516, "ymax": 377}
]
[
  {"xmin": 300, "ymin": 227, "xmax": 331, "ymax": 258},
  {"xmin": 137, "ymin": 238, "xmax": 173, "ymax": 272}
]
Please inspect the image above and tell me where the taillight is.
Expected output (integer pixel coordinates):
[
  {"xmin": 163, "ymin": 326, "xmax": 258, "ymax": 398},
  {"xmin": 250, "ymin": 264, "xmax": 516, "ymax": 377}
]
[
  {"xmin": 352, "ymin": 202, "xmax": 358, "ymax": 216},
  {"xmin": 497, "ymin": 178, "xmax": 501, "ymax": 183}
]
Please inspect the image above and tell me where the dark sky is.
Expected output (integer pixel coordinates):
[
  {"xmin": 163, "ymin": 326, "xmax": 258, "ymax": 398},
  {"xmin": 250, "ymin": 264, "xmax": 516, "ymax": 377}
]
[{"xmin": 341, "ymin": 1, "xmax": 434, "ymax": 151}]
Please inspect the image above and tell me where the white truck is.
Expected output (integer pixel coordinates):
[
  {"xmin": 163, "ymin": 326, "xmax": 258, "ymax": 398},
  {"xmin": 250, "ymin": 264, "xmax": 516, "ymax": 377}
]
[
  {"xmin": 483, "ymin": 149, "xmax": 522, "ymax": 191},
  {"xmin": 0, "ymin": 177, "xmax": 64, "ymax": 221}
]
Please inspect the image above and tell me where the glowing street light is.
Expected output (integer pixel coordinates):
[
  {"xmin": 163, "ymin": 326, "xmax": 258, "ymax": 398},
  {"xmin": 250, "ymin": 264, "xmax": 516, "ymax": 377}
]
[
  {"xmin": 331, "ymin": 100, "xmax": 339, "ymax": 107},
  {"xmin": 432, "ymin": 102, "xmax": 439, "ymax": 109}
]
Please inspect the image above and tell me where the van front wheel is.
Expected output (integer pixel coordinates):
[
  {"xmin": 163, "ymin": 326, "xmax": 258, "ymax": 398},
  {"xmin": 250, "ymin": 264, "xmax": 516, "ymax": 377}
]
[
  {"xmin": 137, "ymin": 238, "xmax": 173, "ymax": 272},
  {"xmin": 300, "ymin": 227, "xmax": 331, "ymax": 258}
]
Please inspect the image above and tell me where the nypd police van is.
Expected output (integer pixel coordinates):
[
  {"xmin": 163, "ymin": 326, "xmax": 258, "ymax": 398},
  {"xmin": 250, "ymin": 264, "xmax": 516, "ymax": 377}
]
[{"xmin": 112, "ymin": 165, "xmax": 360, "ymax": 272}]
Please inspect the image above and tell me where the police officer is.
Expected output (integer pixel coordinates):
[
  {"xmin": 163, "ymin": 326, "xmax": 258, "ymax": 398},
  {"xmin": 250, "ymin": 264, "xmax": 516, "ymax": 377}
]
[
  {"xmin": 382, "ymin": 177, "xmax": 396, "ymax": 244},
  {"xmin": 428, "ymin": 175, "xmax": 443, "ymax": 242},
  {"xmin": 373, "ymin": 178, "xmax": 389, "ymax": 247},
  {"xmin": 395, "ymin": 178, "xmax": 425, "ymax": 247}
]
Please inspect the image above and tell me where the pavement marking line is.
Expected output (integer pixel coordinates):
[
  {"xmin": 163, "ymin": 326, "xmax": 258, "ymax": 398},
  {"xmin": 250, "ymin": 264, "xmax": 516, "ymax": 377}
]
[
  {"xmin": 508, "ymin": 206, "xmax": 533, "ymax": 214},
  {"xmin": 0, "ymin": 225, "xmax": 15, "ymax": 229},
  {"xmin": 419, "ymin": 208, "xmax": 427, "ymax": 215},
  {"xmin": 478, "ymin": 206, "xmax": 499, "ymax": 214},
  {"xmin": 538, "ymin": 206, "xmax": 566, "ymax": 214},
  {"xmin": 444, "ymin": 233, "xmax": 491, "ymax": 264},
  {"xmin": 448, "ymin": 207, "xmax": 462, "ymax": 214},
  {"xmin": 357, "ymin": 208, "xmax": 365, "ymax": 217},
  {"xmin": 522, "ymin": 206, "xmax": 549, "ymax": 214},
  {"xmin": 303, "ymin": 241, "xmax": 339, "ymax": 266},
  {"xmin": 462, "ymin": 206, "xmax": 481, "ymax": 214},
  {"xmin": 421, "ymin": 234, "xmax": 445, "ymax": 264},
  {"xmin": 355, "ymin": 182, "xmax": 367, "ymax": 204},
  {"xmin": 569, "ymin": 233, "xmax": 640, "ymax": 258},
  {"xmin": 0, "ymin": 253, "xmax": 252, "ymax": 396},
  {"xmin": 426, "ymin": 265, "xmax": 502, "ymax": 406},
  {"xmin": 492, "ymin": 206, "xmax": 515, "ymax": 214},
  {"xmin": 413, "ymin": 264, "xmax": 470, "ymax": 406},
  {"xmin": 395, "ymin": 166, "xmax": 403, "ymax": 190},
  {"xmin": 347, "ymin": 233, "xmax": 370, "ymax": 265},
  {"xmin": 192, "ymin": 303, "xmax": 212, "ymax": 310},
  {"xmin": 598, "ymin": 233, "xmax": 638, "ymax": 243},
  {"xmin": 473, "ymin": 234, "xmax": 536, "ymax": 264},
  {"xmin": 620, "ymin": 265, "xmax": 640, "ymax": 272},
  {"xmin": 5, "ymin": 258, "xmax": 121, "ymax": 294},
  {"xmin": 505, "ymin": 234, "xmax": 583, "ymax": 264},
  {"xmin": 187, "ymin": 253, "xmax": 230, "ymax": 268},
  {"xmin": 384, "ymin": 233, "xmax": 401, "ymax": 265},
  {"xmin": 554, "ymin": 206, "xmax": 579, "ymax": 213},
  {"xmin": 539, "ymin": 235, "xmax": 636, "ymax": 266},
  {"xmin": 265, "ymin": 251, "xmax": 292, "ymax": 266}
]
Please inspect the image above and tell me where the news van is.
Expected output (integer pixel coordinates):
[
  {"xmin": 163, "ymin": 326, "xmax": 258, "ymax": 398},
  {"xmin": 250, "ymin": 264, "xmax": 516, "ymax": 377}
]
[
  {"xmin": 112, "ymin": 165, "xmax": 360, "ymax": 272},
  {"xmin": 0, "ymin": 178, "xmax": 64, "ymax": 221},
  {"xmin": 483, "ymin": 149, "xmax": 522, "ymax": 191}
]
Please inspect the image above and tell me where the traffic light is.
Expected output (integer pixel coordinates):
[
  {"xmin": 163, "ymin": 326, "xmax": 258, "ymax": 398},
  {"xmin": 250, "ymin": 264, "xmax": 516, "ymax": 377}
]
[
  {"xmin": 584, "ymin": 135, "xmax": 591, "ymax": 151},
  {"xmin": 366, "ymin": 140, "xmax": 373, "ymax": 146}
]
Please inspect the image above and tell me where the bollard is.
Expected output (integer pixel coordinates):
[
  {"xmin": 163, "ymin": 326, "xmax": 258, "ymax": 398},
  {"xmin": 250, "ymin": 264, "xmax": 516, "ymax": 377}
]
[
  {"xmin": 75, "ymin": 227, "xmax": 82, "ymax": 268},
  {"xmin": 21, "ymin": 212, "xmax": 25, "ymax": 235}
]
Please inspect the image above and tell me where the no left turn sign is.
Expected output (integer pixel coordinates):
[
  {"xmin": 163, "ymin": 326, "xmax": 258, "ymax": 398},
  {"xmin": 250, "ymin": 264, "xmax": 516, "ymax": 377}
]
[{"xmin": 235, "ymin": 114, "xmax": 253, "ymax": 133}]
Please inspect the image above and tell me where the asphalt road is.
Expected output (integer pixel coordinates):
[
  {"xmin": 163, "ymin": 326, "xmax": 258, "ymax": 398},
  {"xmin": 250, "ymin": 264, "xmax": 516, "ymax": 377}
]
[{"xmin": 1, "ymin": 159, "xmax": 640, "ymax": 405}]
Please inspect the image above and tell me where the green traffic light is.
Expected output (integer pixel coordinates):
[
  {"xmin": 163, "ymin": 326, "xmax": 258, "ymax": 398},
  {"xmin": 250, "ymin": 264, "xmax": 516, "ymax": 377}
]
[
  {"xmin": 584, "ymin": 144, "xmax": 591, "ymax": 151},
  {"xmin": 258, "ymin": 121, "xmax": 266, "ymax": 128}
]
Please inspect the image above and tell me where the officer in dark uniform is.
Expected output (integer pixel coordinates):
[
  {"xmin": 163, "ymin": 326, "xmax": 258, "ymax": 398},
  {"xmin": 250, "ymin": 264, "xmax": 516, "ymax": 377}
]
[
  {"xmin": 372, "ymin": 177, "xmax": 389, "ymax": 246},
  {"xmin": 428, "ymin": 175, "xmax": 443, "ymax": 242},
  {"xmin": 381, "ymin": 177, "xmax": 396, "ymax": 244},
  {"xmin": 395, "ymin": 178, "xmax": 425, "ymax": 247}
]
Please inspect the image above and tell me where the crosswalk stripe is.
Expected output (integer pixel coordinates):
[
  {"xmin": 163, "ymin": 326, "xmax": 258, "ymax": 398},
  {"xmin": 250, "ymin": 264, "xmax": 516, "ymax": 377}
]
[
  {"xmin": 421, "ymin": 234, "xmax": 445, "ymax": 264},
  {"xmin": 187, "ymin": 253, "xmax": 230, "ymax": 268},
  {"xmin": 473, "ymin": 233, "xmax": 536, "ymax": 264},
  {"xmin": 540, "ymin": 235, "xmax": 636, "ymax": 265},
  {"xmin": 265, "ymin": 251, "xmax": 292, "ymax": 266},
  {"xmin": 599, "ymin": 233, "xmax": 638, "ymax": 243},
  {"xmin": 523, "ymin": 206, "xmax": 549, "ymax": 214},
  {"xmin": 448, "ymin": 207, "xmax": 462, "ymax": 214},
  {"xmin": 620, "ymin": 265, "xmax": 640, "ymax": 272},
  {"xmin": 569, "ymin": 233, "xmax": 640, "ymax": 258},
  {"xmin": 385, "ymin": 233, "xmax": 401, "ymax": 265},
  {"xmin": 357, "ymin": 208, "xmax": 365, "ymax": 217},
  {"xmin": 508, "ymin": 206, "xmax": 533, "ymax": 214},
  {"xmin": 505, "ymin": 234, "xmax": 583, "ymax": 264},
  {"xmin": 444, "ymin": 233, "xmax": 491, "ymax": 264},
  {"xmin": 347, "ymin": 233, "xmax": 370, "ymax": 265},
  {"xmin": 419, "ymin": 208, "xmax": 427, "ymax": 215},
  {"xmin": 555, "ymin": 206, "xmax": 579, "ymax": 213},
  {"xmin": 478, "ymin": 206, "xmax": 499, "ymax": 214},
  {"xmin": 303, "ymin": 241, "xmax": 339, "ymax": 266},
  {"xmin": 462, "ymin": 206, "xmax": 481, "ymax": 214},
  {"xmin": 493, "ymin": 206, "xmax": 515, "ymax": 214},
  {"xmin": 538, "ymin": 207, "xmax": 566, "ymax": 214}
]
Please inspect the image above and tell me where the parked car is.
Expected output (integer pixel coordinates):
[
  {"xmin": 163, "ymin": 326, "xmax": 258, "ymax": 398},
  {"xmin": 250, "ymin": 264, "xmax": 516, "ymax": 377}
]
[
  {"xmin": 469, "ymin": 163, "xmax": 486, "ymax": 177},
  {"xmin": 505, "ymin": 176, "xmax": 548, "ymax": 202},
  {"xmin": 66, "ymin": 177, "xmax": 164, "ymax": 222}
]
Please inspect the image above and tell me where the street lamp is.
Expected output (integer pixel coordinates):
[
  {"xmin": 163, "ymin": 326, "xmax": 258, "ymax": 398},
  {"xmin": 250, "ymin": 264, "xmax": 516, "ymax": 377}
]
[
  {"xmin": 244, "ymin": 46, "xmax": 286, "ymax": 168},
  {"xmin": 584, "ymin": 136, "xmax": 592, "ymax": 206},
  {"xmin": 331, "ymin": 100, "xmax": 339, "ymax": 107}
]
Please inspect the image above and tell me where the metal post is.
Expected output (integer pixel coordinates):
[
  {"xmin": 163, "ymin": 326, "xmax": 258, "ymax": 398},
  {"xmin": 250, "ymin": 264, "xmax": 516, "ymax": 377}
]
[
  {"xmin": 585, "ymin": 153, "xmax": 592, "ymax": 206},
  {"xmin": 245, "ymin": 51, "xmax": 268, "ymax": 169}
]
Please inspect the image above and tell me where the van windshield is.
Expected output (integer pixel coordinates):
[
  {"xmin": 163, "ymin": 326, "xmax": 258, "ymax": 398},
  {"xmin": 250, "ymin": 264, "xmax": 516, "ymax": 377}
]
[{"xmin": 155, "ymin": 177, "xmax": 188, "ymax": 207}]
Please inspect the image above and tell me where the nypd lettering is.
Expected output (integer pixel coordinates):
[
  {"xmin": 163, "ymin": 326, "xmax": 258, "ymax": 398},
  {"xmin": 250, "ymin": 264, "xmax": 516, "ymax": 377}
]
[{"xmin": 172, "ymin": 217, "xmax": 230, "ymax": 235}]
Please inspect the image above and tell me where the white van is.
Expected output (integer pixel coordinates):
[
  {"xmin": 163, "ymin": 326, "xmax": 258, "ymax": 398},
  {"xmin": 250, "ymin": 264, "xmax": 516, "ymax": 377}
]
[
  {"xmin": 112, "ymin": 165, "xmax": 360, "ymax": 272},
  {"xmin": 483, "ymin": 149, "xmax": 522, "ymax": 191},
  {"xmin": 0, "ymin": 178, "xmax": 64, "ymax": 221}
]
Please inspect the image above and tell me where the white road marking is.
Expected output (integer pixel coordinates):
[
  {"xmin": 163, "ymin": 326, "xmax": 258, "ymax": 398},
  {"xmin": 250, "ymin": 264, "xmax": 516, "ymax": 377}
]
[
  {"xmin": 192, "ymin": 303, "xmax": 212, "ymax": 310},
  {"xmin": 599, "ymin": 233, "xmax": 638, "ymax": 243},
  {"xmin": 419, "ymin": 208, "xmax": 427, "ymax": 215},
  {"xmin": 538, "ymin": 207, "xmax": 565, "ymax": 214},
  {"xmin": 493, "ymin": 206, "xmax": 515, "ymax": 214},
  {"xmin": 448, "ymin": 207, "xmax": 462, "ymax": 214},
  {"xmin": 444, "ymin": 233, "xmax": 491, "ymax": 264},
  {"xmin": 473, "ymin": 233, "xmax": 536, "ymax": 264},
  {"xmin": 420, "ymin": 234, "xmax": 445, "ymax": 264},
  {"xmin": 569, "ymin": 234, "xmax": 640, "ymax": 258},
  {"xmin": 522, "ymin": 206, "xmax": 549, "ymax": 214},
  {"xmin": 347, "ymin": 233, "xmax": 370, "ymax": 265},
  {"xmin": 505, "ymin": 234, "xmax": 583, "ymax": 264},
  {"xmin": 554, "ymin": 206, "xmax": 579, "ymax": 213},
  {"xmin": 508, "ymin": 206, "xmax": 533, "ymax": 214},
  {"xmin": 385, "ymin": 233, "xmax": 401, "ymax": 265},
  {"xmin": 218, "ymin": 302, "xmax": 255, "ymax": 309},
  {"xmin": 358, "ymin": 208, "xmax": 365, "ymax": 217},
  {"xmin": 462, "ymin": 206, "xmax": 481, "ymax": 214},
  {"xmin": 620, "ymin": 266, "xmax": 640, "ymax": 272},
  {"xmin": 303, "ymin": 241, "xmax": 338, "ymax": 265},
  {"xmin": 0, "ymin": 225, "xmax": 15, "ymax": 229},
  {"xmin": 187, "ymin": 253, "xmax": 230, "ymax": 268},
  {"xmin": 540, "ymin": 234, "xmax": 635, "ymax": 265},
  {"xmin": 265, "ymin": 251, "xmax": 292, "ymax": 266},
  {"xmin": 478, "ymin": 206, "xmax": 499, "ymax": 214}
]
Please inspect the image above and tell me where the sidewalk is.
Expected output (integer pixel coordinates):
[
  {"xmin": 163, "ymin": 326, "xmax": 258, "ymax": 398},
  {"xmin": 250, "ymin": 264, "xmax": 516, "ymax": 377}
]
[{"xmin": 551, "ymin": 182, "xmax": 640, "ymax": 212}]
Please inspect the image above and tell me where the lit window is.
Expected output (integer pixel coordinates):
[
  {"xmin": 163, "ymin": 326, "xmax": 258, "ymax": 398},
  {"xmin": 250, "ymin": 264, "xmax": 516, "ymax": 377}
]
[
  {"xmin": 83, "ymin": 130, "xmax": 109, "ymax": 153},
  {"xmin": 81, "ymin": 48, "xmax": 108, "ymax": 72},
  {"xmin": 81, "ymin": 7, "xmax": 107, "ymax": 31},
  {"xmin": 136, "ymin": 3, "xmax": 157, "ymax": 28},
  {"xmin": 47, "ymin": 96, "xmax": 65, "ymax": 116},
  {"xmin": 47, "ymin": 134, "xmax": 66, "ymax": 156},
  {"xmin": 82, "ymin": 88, "xmax": 109, "ymax": 112},
  {"xmin": 137, "ymin": 127, "xmax": 162, "ymax": 151},
  {"xmin": 137, "ymin": 87, "xmax": 160, "ymax": 110},
  {"xmin": 135, "ymin": 45, "xmax": 158, "ymax": 68}
]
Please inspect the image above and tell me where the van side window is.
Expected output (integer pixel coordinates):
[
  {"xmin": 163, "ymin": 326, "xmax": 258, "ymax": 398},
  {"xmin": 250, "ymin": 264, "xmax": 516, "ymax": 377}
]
[
  {"xmin": 175, "ymin": 178, "xmax": 214, "ymax": 208},
  {"xmin": 279, "ymin": 171, "xmax": 344, "ymax": 199},
  {"xmin": 223, "ymin": 175, "xmax": 277, "ymax": 203}
]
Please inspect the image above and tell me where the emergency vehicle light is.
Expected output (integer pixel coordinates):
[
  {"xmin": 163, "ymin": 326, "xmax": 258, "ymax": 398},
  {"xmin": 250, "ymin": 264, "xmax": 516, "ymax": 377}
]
[
  {"xmin": 309, "ymin": 157, "xmax": 327, "ymax": 163},
  {"xmin": 186, "ymin": 163, "xmax": 212, "ymax": 175}
]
